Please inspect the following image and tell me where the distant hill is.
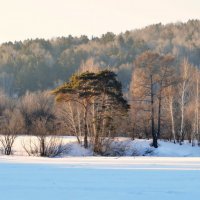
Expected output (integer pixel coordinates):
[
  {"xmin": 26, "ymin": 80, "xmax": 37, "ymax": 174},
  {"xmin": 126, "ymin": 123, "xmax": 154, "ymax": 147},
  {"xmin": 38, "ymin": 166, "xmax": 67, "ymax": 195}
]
[{"xmin": 0, "ymin": 19, "xmax": 200, "ymax": 95}]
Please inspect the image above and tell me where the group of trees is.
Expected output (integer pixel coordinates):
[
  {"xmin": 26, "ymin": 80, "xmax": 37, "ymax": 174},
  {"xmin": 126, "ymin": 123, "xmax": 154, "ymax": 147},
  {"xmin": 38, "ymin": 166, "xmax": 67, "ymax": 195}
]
[
  {"xmin": 52, "ymin": 70, "xmax": 129, "ymax": 153},
  {"xmin": 131, "ymin": 52, "xmax": 176, "ymax": 147},
  {"xmin": 0, "ymin": 91, "xmax": 60, "ymax": 156},
  {"xmin": 130, "ymin": 52, "xmax": 200, "ymax": 147},
  {"xmin": 0, "ymin": 69, "xmax": 129, "ymax": 155}
]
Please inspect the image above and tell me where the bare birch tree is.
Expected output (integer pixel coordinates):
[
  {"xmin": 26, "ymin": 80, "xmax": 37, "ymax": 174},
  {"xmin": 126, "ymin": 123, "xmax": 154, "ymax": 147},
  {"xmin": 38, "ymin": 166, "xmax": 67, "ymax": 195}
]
[{"xmin": 178, "ymin": 59, "xmax": 192, "ymax": 144}]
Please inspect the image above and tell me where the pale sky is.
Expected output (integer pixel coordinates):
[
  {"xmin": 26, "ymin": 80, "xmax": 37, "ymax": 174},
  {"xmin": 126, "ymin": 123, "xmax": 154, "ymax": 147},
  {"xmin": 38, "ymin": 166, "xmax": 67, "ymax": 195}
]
[{"xmin": 0, "ymin": 0, "xmax": 200, "ymax": 43}]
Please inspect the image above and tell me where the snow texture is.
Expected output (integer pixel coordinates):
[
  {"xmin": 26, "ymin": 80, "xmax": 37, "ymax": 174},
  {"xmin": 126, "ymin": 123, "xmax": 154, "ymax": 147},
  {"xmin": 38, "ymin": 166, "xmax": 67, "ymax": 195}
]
[
  {"xmin": 0, "ymin": 157, "xmax": 200, "ymax": 200},
  {"xmin": 1, "ymin": 136, "xmax": 200, "ymax": 200}
]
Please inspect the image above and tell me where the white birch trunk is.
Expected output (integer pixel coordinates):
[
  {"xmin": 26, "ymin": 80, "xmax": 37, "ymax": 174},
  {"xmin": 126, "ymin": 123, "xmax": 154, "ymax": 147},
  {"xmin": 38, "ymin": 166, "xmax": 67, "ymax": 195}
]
[{"xmin": 169, "ymin": 95, "xmax": 176, "ymax": 143}]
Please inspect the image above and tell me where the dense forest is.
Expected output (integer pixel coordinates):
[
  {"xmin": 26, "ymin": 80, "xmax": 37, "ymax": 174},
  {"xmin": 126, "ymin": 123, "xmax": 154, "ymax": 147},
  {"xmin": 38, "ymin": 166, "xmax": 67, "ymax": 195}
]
[
  {"xmin": 1, "ymin": 20, "xmax": 200, "ymax": 156},
  {"xmin": 0, "ymin": 19, "xmax": 200, "ymax": 95}
]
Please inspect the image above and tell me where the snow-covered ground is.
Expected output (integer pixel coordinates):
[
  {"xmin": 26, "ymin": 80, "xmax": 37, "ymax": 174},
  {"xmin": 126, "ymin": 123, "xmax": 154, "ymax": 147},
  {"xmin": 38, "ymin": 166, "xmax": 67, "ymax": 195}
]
[
  {"xmin": 2, "ymin": 136, "xmax": 200, "ymax": 157},
  {"xmin": 1, "ymin": 136, "xmax": 200, "ymax": 200},
  {"xmin": 154, "ymin": 140, "xmax": 200, "ymax": 157},
  {"xmin": 0, "ymin": 157, "xmax": 200, "ymax": 200}
]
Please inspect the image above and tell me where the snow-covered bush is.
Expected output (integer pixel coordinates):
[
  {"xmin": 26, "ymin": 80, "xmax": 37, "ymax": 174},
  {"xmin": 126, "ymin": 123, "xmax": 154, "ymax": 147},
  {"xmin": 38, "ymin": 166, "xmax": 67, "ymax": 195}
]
[
  {"xmin": 98, "ymin": 139, "xmax": 154, "ymax": 156},
  {"xmin": 66, "ymin": 142, "xmax": 93, "ymax": 156}
]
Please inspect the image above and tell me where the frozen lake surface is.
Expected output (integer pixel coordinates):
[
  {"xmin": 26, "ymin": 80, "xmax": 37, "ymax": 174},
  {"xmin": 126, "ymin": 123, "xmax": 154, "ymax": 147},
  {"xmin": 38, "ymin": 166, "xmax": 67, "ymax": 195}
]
[{"xmin": 0, "ymin": 157, "xmax": 200, "ymax": 200}]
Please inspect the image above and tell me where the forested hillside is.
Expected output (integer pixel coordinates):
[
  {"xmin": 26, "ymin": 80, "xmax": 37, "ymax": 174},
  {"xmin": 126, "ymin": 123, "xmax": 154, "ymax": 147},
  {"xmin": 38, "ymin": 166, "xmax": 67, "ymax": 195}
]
[{"xmin": 0, "ymin": 19, "xmax": 200, "ymax": 95}]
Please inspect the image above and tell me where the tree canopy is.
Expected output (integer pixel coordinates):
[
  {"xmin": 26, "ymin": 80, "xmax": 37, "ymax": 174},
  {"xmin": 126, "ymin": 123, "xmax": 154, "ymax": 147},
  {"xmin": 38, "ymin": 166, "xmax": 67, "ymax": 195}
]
[{"xmin": 52, "ymin": 70, "xmax": 129, "ymax": 149}]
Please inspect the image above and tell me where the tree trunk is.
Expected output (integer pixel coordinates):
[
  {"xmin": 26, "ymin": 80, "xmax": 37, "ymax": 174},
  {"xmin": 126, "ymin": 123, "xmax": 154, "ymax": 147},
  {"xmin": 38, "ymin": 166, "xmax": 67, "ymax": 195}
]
[
  {"xmin": 169, "ymin": 96, "xmax": 176, "ymax": 143},
  {"xmin": 150, "ymin": 75, "xmax": 158, "ymax": 148},
  {"xmin": 77, "ymin": 106, "xmax": 82, "ymax": 144},
  {"xmin": 157, "ymin": 89, "xmax": 162, "ymax": 139},
  {"xmin": 68, "ymin": 102, "xmax": 81, "ymax": 144},
  {"xmin": 92, "ymin": 100, "xmax": 99, "ymax": 151},
  {"xmin": 180, "ymin": 81, "xmax": 186, "ymax": 145},
  {"xmin": 196, "ymin": 71, "xmax": 200, "ymax": 146},
  {"xmin": 40, "ymin": 137, "xmax": 45, "ymax": 156},
  {"xmin": 5, "ymin": 146, "xmax": 11, "ymax": 155},
  {"xmin": 83, "ymin": 105, "xmax": 88, "ymax": 148}
]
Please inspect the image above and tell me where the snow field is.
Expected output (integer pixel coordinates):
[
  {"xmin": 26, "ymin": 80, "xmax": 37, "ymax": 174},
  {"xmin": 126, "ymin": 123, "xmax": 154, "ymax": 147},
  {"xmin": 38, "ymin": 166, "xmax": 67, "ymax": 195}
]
[
  {"xmin": 1, "ymin": 136, "xmax": 200, "ymax": 200},
  {"xmin": 0, "ymin": 158, "xmax": 200, "ymax": 200}
]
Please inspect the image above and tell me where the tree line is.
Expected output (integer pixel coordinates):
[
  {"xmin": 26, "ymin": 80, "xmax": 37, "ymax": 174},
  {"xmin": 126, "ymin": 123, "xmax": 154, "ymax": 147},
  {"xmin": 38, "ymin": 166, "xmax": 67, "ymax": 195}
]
[{"xmin": 0, "ymin": 20, "xmax": 200, "ymax": 95}]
